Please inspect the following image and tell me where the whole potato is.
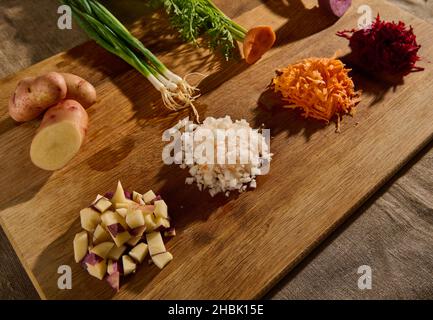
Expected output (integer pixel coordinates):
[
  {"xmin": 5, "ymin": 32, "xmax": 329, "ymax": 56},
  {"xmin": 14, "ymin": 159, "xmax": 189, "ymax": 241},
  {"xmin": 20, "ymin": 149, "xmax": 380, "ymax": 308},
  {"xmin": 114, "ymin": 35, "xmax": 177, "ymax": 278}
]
[
  {"xmin": 8, "ymin": 72, "xmax": 67, "ymax": 122},
  {"xmin": 61, "ymin": 73, "xmax": 97, "ymax": 108}
]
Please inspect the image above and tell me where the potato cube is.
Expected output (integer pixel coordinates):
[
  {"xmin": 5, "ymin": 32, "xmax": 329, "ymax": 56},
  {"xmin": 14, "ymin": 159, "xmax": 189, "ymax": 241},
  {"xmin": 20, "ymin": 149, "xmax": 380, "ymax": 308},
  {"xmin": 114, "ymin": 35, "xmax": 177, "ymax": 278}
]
[
  {"xmin": 80, "ymin": 207, "xmax": 101, "ymax": 232},
  {"xmin": 129, "ymin": 243, "xmax": 148, "ymax": 264},
  {"xmin": 122, "ymin": 255, "xmax": 136, "ymax": 275},
  {"xmin": 142, "ymin": 190, "xmax": 156, "ymax": 203},
  {"xmin": 73, "ymin": 231, "xmax": 88, "ymax": 263},
  {"xmin": 154, "ymin": 200, "xmax": 168, "ymax": 219},
  {"xmin": 154, "ymin": 217, "xmax": 170, "ymax": 230},
  {"xmin": 87, "ymin": 260, "xmax": 107, "ymax": 280},
  {"xmin": 111, "ymin": 181, "xmax": 127, "ymax": 204},
  {"xmin": 116, "ymin": 208, "xmax": 128, "ymax": 218},
  {"xmin": 152, "ymin": 252, "xmax": 173, "ymax": 269},
  {"xmin": 146, "ymin": 232, "xmax": 166, "ymax": 256},
  {"xmin": 90, "ymin": 242, "xmax": 114, "ymax": 259},
  {"xmin": 127, "ymin": 235, "xmax": 141, "ymax": 247},
  {"xmin": 107, "ymin": 245, "xmax": 127, "ymax": 261},
  {"xmin": 144, "ymin": 214, "xmax": 157, "ymax": 232},
  {"xmin": 101, "ymin": 211, "xmax": 127, "ymax": 230},
  {"xmin": 126, "ymin": 209, "xmax": 145, "ymax": 229},
  {"xmin": 93, "ymin": 224, "xmax": 111, "ymax": 244},
  {"xmin": 93, "ymin": 196, "xmax": 112, "ymax": 213}
]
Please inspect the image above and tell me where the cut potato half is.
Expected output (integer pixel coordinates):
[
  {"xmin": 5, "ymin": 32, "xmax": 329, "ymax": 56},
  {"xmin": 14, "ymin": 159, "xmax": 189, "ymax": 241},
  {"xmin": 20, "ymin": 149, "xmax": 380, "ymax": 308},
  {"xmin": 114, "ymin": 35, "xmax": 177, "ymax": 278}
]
[
  {"xmin": 30, "ymin": 122, "xmax": 82, "ymax": 171},
  {"xmin": 30, "ymin": 100, "xmax": 88, "ymax": 171}
]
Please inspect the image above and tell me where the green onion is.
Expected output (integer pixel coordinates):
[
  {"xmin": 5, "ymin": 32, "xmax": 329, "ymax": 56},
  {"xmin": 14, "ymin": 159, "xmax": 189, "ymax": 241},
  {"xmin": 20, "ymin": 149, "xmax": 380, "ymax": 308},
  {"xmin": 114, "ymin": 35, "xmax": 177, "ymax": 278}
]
[{"xmin": 61, "ymin": 0, "xmax": 199, "ymax": 118}]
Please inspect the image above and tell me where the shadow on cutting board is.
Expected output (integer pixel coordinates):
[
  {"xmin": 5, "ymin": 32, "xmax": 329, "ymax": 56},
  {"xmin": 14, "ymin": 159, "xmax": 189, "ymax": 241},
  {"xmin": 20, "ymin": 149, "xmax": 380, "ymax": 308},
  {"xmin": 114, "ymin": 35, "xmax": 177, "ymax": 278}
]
[
  {"xmin": 33, "ymin": 217, "xmax": 116, "ymax": 299},
  {"xmin": 339, "ymin": 53, "xmax": 406, "ymax": 108},
  {"xmin": 254, "ymin": 88, "xmax": 328, "ymax": 141},
  {"xmin": 262, "ymin": 0, "xmax": 339, "ymax": 47},
  {"xmin": 0, "ymin": 119, "xmax": 53, "ymax": 211},
  {"xmin": 154, "ymin": 164, "xmax": 240, "ymax": 232}
]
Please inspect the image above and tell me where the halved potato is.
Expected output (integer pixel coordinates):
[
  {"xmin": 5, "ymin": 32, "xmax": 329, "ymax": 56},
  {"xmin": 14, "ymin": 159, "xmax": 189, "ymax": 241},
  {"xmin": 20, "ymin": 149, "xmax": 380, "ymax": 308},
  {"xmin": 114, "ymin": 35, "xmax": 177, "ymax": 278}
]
[{"xmin": 30, "ymin": 100, "xmax": 88, "ymax": 171}]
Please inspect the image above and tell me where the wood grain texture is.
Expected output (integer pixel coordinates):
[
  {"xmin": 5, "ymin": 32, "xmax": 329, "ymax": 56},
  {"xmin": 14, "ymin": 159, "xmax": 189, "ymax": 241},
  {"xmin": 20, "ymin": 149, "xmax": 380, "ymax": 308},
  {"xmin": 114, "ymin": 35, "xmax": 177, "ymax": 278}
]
[{"xmin": 0, "ymin": 0, "xmax": 433, "ymax": 299}]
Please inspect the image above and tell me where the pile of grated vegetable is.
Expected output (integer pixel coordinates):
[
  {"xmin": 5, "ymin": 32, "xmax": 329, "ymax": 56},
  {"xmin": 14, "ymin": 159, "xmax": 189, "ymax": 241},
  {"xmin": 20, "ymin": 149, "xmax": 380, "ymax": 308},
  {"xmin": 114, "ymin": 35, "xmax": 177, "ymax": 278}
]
[
  {"xmin": 178, "ymin": 116, "xmax": 272, "ymax": 197},
  {"xmin": 272, "ymin": 57, "xmax": 361, "ymax": 127}
]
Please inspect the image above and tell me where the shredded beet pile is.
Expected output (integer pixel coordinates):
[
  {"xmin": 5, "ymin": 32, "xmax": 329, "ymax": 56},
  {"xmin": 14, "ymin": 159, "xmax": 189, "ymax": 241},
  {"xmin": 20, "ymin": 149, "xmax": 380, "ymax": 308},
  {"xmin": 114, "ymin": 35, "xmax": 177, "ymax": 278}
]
[{"xmin": 337, "ymin": 15, "xmax": 423, "ymax": 76}]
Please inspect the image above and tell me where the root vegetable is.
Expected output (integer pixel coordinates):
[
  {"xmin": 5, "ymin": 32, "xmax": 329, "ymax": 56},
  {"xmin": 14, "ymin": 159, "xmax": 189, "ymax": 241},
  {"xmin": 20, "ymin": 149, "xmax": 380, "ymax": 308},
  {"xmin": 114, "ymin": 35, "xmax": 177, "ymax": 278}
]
[
  {"xmin": 90, "ymin": 242, "xmax": 114, "ymax": 259},
  {"xmin": 9, "ymin": 72, "xmax": 67, "ymax": 122},
  {"xmin": 152, "ymin": 252, "xmax": 173, "ymax": 269},
  {"xmin": 73, "ymin": 231, "xmax": 88, "ymax": 263},
  {"xmin": 243, "ymin": 26, "xmax": 276, "ymax": 64},
  {"xmin": 129, "ymin": 243, "xmax": 148, "ymax": 264},
  {"xmin": 318, "ymin": 0, "xmax": 352, "ymax": 17},
  {"xmin": 61, "ymin": 73, "xmax": 97, "ymax": 108},
  {"xmin": 30, "ymin": 99, "xmax": 88, "ymax": 171}
]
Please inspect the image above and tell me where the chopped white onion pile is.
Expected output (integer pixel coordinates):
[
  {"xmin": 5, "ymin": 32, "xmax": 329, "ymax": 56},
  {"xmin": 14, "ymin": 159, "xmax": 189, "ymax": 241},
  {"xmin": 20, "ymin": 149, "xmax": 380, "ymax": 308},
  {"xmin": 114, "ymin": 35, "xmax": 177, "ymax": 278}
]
[{"xmin": 179, "ymin": 116, "xmax": 272, "ymax": 197}]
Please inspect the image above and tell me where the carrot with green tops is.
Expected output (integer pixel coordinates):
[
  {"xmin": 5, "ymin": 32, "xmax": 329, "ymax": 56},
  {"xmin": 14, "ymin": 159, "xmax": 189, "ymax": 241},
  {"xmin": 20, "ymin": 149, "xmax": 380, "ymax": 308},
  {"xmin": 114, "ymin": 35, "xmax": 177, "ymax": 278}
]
[{"xmin": 157, "ymin": 0, "xmax": 276, "ymax": 64}]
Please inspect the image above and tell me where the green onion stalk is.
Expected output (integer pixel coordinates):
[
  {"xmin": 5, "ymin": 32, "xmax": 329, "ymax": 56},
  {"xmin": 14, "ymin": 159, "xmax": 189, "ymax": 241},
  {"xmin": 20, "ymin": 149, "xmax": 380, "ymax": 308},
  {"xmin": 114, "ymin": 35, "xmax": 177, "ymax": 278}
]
[{"xmin": 62, "ymin": 0, "xmax": 200, "ymax": 119}]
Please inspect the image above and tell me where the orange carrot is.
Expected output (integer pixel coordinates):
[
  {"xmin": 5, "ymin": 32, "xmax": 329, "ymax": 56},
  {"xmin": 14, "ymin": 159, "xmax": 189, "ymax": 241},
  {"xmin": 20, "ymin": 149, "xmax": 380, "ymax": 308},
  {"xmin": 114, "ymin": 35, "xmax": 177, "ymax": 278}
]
[
  {"xmin": 243, "ymin": 26, "xmax": 276, "ymax": 64},
  {"xmin": 272, "ymin": 57, "xmax": 361, "ymax": 125}
]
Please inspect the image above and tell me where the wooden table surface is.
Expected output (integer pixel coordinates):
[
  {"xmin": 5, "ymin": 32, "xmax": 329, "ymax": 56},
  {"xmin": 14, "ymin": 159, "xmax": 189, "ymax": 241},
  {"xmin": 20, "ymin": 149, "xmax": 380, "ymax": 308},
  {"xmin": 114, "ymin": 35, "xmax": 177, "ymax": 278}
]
[{"xmin": 1, "ymin": 0, "xmax": 433, "ymax": 300}]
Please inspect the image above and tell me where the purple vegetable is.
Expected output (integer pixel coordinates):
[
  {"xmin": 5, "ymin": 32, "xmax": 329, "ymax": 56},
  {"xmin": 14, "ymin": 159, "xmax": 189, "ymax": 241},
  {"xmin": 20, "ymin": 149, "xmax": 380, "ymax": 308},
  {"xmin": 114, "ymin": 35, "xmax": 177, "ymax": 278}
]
[
  {"xmin": 130, "ymin": 226, "xmax": 146, "ymax": 236},
  {"xmin": 319, "ymin": 0, "xmax": 351, "ymax": 17},
  {"xmin": 107, "ymin": 223, "xmax": 126, "ymax": 237},
  {"xmin": 124, "ymin": 191, "xmax": 132, "ymax": 200},
  {"xmin": 106, "ymin": 271, "xmax": 120, "ymax": 292},
  {"xmin": 104, "ymin": 192, "xmax": 113, "ymax": 199},
  {"xmin": 82, "ymin": 253, "xmax": 103, "ymax": 266}
]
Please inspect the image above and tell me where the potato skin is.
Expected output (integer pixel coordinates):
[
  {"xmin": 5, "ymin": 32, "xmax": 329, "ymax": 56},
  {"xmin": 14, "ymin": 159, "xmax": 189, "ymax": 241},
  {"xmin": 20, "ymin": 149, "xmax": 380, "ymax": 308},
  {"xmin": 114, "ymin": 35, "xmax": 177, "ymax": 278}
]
[
  {"xmin": 39, "ymin": 99, "xmax": 89, "ymax": 139},
  {"xmin": 8, "ymin": 72, "xmax": 67, "ymax": 122},
  {"xmin": 61, "ymin": 73, "xmax": 97, "ymax": 108}
]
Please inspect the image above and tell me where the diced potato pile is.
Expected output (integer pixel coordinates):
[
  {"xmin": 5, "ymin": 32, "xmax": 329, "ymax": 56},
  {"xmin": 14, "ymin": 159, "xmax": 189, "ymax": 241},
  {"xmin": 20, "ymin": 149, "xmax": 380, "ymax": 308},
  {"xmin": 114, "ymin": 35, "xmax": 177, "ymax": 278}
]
[{"xmin": 73, "ymin": 181, "xmax": 175, "ymax": 291}]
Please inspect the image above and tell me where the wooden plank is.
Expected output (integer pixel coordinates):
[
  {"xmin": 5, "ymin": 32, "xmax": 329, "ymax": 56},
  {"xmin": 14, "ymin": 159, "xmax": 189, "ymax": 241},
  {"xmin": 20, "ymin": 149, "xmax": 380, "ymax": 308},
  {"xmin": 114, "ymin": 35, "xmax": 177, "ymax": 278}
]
[{"xmin": 1, "ymin": 0, "xmax": 432, "ymax": 299}]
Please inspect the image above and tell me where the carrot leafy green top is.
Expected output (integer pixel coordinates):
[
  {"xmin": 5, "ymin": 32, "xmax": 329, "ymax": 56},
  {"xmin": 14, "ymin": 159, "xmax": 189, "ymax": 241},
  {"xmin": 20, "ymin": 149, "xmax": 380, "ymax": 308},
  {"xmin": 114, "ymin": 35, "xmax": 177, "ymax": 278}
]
[{"xmin": 153, "ymin": 0, "xmax": 248, "ymax": 60}]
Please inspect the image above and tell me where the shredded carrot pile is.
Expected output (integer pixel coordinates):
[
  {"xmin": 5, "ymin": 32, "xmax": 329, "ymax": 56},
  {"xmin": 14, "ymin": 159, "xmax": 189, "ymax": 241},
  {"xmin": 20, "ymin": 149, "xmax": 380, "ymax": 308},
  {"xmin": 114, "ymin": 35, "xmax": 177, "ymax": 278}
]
[{"xmin": 272, "ymin": 57, "xmax": 361, "ymax": 123}]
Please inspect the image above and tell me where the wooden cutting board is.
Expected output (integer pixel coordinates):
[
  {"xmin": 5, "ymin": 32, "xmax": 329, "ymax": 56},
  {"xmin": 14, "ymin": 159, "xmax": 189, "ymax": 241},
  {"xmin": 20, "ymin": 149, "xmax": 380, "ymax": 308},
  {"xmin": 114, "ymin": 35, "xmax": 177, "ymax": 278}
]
[{"xmin": 1, "ymin": 0, "xmax": 433, "ymax": 299}]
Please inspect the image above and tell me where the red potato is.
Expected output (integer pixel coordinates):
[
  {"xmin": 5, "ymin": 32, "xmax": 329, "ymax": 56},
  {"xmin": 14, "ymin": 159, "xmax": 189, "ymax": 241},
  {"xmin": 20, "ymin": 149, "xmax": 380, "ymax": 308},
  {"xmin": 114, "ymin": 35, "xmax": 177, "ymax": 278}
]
[
  {"xmin": 243, "ymin": 26, "xmax": 276, "ymax": 64},
  {"xmin": 30, "ymin": 99, "xmax": 88, "ymax": 171},
  {"xmin": 8, "ymin": 72, "xmax": 67, "ymax": 122},
  {"xmin": 61, "ymin": 73, "xmax": 97, "ymax": 108}
]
